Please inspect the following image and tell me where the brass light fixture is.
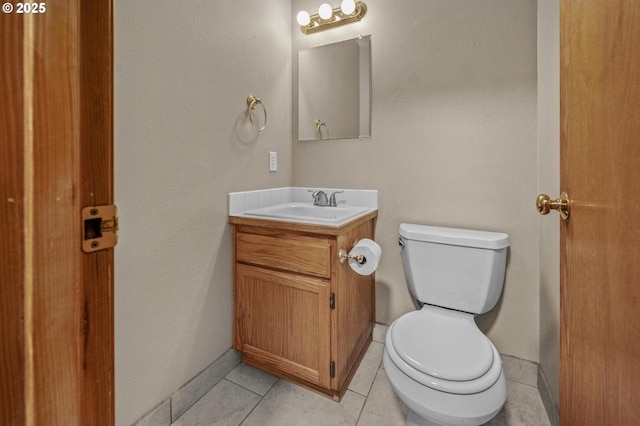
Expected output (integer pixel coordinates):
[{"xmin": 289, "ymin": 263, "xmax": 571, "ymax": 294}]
[{"xmin": 296, "ymin": 0, "xmax": 367, "ymax": 35}]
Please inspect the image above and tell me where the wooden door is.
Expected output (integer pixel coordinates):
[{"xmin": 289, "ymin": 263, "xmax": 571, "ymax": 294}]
[
  {"xmin": 560, "ymin": 1, "xmax": 640, "ymax": 424},
  {"xmin": 1, "ymin": 1, "xmax": 114, "ymax": 424}
]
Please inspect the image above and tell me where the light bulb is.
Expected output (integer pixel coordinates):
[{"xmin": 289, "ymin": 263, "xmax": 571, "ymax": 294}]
[
  {"xmin": 318, "ymin": 3, "xmax": 333, "ymax": 20},
  {"xmin": 296, "ymin": 10, "xmax": 311, "ymax": 26},
  {"xmin": 340, "ymin": 0, "xmax": 356, "ymax": 15}
]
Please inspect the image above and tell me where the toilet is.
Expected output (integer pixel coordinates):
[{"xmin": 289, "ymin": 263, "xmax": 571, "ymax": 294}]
[{"xmin": 383, "ymin": 223, "xmax": 510, "ymax": 426}]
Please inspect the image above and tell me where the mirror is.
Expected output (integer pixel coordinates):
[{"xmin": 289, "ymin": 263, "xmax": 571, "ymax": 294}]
[{"xmin": 297, "ymin": 36, "xmax": 371, "ymax": 141}]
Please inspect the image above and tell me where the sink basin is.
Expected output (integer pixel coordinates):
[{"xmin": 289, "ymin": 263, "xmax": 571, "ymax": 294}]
[{"xmin": 243, "ymin": 203, "xmax": 371, "ymax": 225}]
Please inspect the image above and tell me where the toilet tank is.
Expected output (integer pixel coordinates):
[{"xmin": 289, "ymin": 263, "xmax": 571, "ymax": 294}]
[{"xmin": 398, "ymin": 224, "xmax": 510, "ymax": 314}]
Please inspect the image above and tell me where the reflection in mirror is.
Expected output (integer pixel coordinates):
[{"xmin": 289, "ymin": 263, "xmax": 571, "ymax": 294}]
[{"xmin": 298, "ymin": 36, "xmax": 371, "ymax": 141}]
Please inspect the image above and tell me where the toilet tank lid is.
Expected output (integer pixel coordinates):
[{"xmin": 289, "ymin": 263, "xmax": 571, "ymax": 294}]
[{"xmin": 399, "ymin": 223, "xmax": 510, "ymax": 249}]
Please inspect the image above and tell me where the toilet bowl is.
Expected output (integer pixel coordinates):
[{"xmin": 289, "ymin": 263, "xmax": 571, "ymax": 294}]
[
  {"xmin": 383, "ymin": 307, "xmax": 506, "ymax": 426},
  {"xmin": 385, "ymin": 224, "xmax": 510, "ymax": 426}
]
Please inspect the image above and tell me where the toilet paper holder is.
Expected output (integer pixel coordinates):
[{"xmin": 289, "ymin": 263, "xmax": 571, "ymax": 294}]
[{"xmin": 338, "ymin": 248, "xmax": 366, "ymax": 265}]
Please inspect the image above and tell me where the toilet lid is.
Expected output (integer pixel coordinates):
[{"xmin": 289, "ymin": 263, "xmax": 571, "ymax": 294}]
[{"xmin": 390, "ymin": 307, "xmax": 494, "ymax": 382}]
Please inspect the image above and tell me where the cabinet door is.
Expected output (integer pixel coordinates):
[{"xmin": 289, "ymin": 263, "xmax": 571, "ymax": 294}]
[{"xmin": 235, "ymin": 264, "xmax": 332, "ymax": 389}]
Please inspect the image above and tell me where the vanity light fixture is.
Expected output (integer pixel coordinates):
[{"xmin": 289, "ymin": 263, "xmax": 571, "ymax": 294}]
[{"xmin": 296, "ymin": 0, "xmax": 367, "ymax": 35}]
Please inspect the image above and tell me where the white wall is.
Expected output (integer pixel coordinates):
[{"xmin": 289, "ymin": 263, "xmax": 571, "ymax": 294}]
[
  {"xmin": 292, "ymin": 0, "xmax": 539, "ymax": 361},
  {"xmin": 114, "ymin": 1, "xmax": 291, "ymax": 424},
  {"xmin": 537, "ymin": 0, "xmax": 561, "ymax": 405}
]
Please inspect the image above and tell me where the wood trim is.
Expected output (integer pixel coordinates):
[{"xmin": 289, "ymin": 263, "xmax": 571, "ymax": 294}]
[
  {"xmin": 228, "ymin": 210, "xmax": 378, "ymax": 236},
  {"xmin": 30, "ymin": 3, "xmax": 84, "ymax": 421},
  {"xmin": 1, "ymin": 13, "xmax": 26, "ymax": 426},
  {"xmin": 1, "ymin": 1, "xmax": 114, "ymax": 424},
  {"xmin": 78, "ymin": 2, "xmax": 114, "ymax": 422},
  {"xmin": 242, "ymin": 345, "xmax": 323, "ymax": 385}
]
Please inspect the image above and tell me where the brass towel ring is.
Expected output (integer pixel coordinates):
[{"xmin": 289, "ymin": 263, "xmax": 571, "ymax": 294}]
[{"xmin": 247, "ymin": 95, "xmax": 267, "ymax": 132}]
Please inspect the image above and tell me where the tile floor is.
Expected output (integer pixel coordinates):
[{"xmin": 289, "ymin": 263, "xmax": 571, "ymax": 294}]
[{"xmin": 171, "ymin": 325, "xmax": 551, "ymax": 426}]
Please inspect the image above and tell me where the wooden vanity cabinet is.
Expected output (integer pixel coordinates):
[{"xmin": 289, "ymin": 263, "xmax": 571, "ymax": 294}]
[{"xmin": 229, "ymin": 212, "xmax": 377, "ymax": 401}]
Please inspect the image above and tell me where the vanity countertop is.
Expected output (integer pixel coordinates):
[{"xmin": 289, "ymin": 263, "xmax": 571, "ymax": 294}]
[
  {"xmin": 228, "ymin": 187, "xmax": 378, "ymax": 235},
  {"xmin": 228, "ymin": 207, "xmax": 377, "ymax": 235}
]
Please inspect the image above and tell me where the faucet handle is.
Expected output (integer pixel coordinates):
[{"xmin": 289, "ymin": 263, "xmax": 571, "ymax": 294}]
[{"xmin": 329, "ymin": 191, "xmax": 344, "ymax": 207}]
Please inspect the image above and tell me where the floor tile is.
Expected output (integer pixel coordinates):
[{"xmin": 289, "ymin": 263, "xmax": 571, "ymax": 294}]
[
  {"xmin": 170, "ymin": 338, "xmax": 552, "ymax": 426},
  {"xmin": 348, "ymin": 341, "xmax": 384, "ymax": 396},
  {"xmin": 133, "ymin": 398, "xmax": 170, "ymax": 426},
  {"xmin": 241, "ymin": 380, "xmax": 366, "ymax": 426},
  {"xmin": 226, "ymin": 363, "xmax": 278, "ymax": 396},
  {"xmin": 485, "ymin": 380, "xmax": 551, "ymax": 426},
  {"xmin": 357, "ymin": 368, "xmax": 407, "ymax": 425},
  {"xmin": 172, "ymin": 349, "xmax": 242, "ymax": 422},
  {"xmin": 372, "ymin": 323, "xmax": 388, "ymax": 343},
  {"xmin": 502, "ymin": 355, "xmax": 539, "ymax": 387},
  {"xmin": 171, "ymin": 379, "xmax": 260, "ymax": 426}
]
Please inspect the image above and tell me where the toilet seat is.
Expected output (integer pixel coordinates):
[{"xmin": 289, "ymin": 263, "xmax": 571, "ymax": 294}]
[{"xmin": 386, "ymin": 307, "xmax": 503, "ymax": 395}]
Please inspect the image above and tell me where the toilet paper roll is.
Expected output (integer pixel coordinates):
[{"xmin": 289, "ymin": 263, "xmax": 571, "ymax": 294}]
[{"xmin": 348, "ymin": 238, "xmax": 382, "ymax": 276}]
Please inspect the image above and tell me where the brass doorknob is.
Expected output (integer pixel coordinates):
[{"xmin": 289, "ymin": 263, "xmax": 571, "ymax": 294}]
[{"xmin": 536, "ymin": 192, "xmax": 570, "ymax": 220}]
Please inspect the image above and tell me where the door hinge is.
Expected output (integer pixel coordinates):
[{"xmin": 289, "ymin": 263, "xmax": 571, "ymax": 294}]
[
  {"xmin": 330, "ymin": 292, "xmax": 335, "ymax": 310},
  {"xmin": 82, "ymin": 204, "xmax": 119, "ymax": 253},
  {"xmin": 330, "ymin": 361, "xmax": 335, "ymax": 378}
]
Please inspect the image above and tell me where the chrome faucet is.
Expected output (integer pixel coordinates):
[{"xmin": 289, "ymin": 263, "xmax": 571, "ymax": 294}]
[
  {"xmin": 309, "ymin": 189, "xmax": 344, "ymax": 207},
  {"xmin": 310, "ymin": 190, "xmax": 329, "ymax": 206}
]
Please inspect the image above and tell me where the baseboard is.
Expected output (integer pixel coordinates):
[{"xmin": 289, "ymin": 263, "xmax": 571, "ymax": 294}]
[
  {"xmin": 132, "ymin": 348, "xmax": 242, "ymax": 426},
  {"xmin": 537, "ymin": 364, "xmax": 559, "ymax": 426}
]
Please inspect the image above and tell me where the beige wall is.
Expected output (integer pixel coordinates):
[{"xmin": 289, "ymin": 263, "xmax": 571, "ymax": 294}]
[
  {"xmin": 293, "ymin": 0, "xmax": 539, "ymax": 360},
  {"xmin": 114, "ymin": 1, "xmax": 291, "ymax": 424},
  {"xmin": 537, "ymin": 0, "xmax": 561, "ymax": 405},
  {"xmin": 115, "ymin": 0, "xmax": 558, "ymax": 424}
]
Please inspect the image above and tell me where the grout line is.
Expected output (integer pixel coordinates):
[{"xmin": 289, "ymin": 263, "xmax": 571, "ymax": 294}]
[
  {"xmin": 352, "ymin": 366, "xmax": 384, "ymax": 426},
  {"xmin": 223, "ymin": 377, "xmax": 272, "ymax": 400},
  {"xmin": 237, "ymin": 378, "xmax": 280, "ymax": 425}
]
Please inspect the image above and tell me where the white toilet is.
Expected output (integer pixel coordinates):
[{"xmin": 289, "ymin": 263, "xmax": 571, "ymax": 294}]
[{"xmin": 383, "ymin": 223, "xmax": 510, "ymax": 426}]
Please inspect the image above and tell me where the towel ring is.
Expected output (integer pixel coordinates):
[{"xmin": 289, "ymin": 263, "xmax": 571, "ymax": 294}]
[
  {"xmin": 247, "ymin": 95, "xmax": 267, "ymax": 132},
  {"xmin": 315, "ymin": 119, "xmax": 330, "ymax": 139}
]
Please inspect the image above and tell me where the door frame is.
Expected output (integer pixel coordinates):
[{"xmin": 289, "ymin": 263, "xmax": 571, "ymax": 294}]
[{"xmin": 1, "ymin": 1, "xmax": 114, "ymax": 424}]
